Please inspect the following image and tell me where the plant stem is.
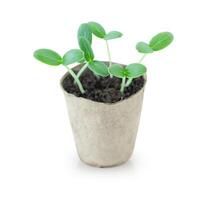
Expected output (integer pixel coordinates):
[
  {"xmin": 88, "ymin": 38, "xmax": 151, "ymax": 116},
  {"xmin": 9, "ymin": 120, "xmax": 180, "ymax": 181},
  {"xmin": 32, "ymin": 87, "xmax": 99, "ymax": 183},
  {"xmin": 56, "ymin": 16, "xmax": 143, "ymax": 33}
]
[
  {"xmin": 139, "ymin": 54, "xmax": 146, "ymax": 63},
  {"xmin": 105, "ymin": 40, "xmax": 112, "ymax": 66},
  {"xmin": 125, "ymin": 54, "xmax": 147, "ymax": 87},
  {"xmin": 77, "ymin": 63, "xmax": 88, "ymax": 79},
  {"xmin": 125, "ymin": 78, "xmax": 132, "ymax": 87},
  {"xmin": 64, "ymin": 65, "xmax": 85, "ymax": 94},
  {"xmin": 74, "ymin": 62, "xmax": 88, "ymax": 84},
  {"xmin": 105, "ymin": 40, "xmax": 113, "ymax": 78},
  {"xmin": 120, "ymin": 77, "xmax": 126, "ymax": 94}
]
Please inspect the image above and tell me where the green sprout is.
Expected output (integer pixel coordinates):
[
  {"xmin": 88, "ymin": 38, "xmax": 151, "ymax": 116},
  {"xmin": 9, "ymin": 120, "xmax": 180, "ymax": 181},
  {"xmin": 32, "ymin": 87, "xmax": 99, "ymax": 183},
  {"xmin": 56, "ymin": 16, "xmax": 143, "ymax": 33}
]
[
  {"xmin": 88, "ymin": 21, "xmax": 122, "ymax": 67},
  {"xmin": 78, "ymin": 36, "xmax": 109, "ymax": 78},
  {"xmin": 75, "ymin": 22, "xmax": 122, "ymax": 80},
  {"xmin": 75, "ymin": 23, "xmax": 109, "ymax": 80},
  {"xmin": 33, "ymin": 48, "xmax": 86, "ymax": 94},
  {"xmin": 125, "ymin": 32, "xmax": 174, "ymax": 87},
  {"xmin": 33, "ymin": 22, "xmax": 174, "ymax": 97},
  {"xmin": 109, "ymin": 63, "xmax": 147, "ymax": 94}
]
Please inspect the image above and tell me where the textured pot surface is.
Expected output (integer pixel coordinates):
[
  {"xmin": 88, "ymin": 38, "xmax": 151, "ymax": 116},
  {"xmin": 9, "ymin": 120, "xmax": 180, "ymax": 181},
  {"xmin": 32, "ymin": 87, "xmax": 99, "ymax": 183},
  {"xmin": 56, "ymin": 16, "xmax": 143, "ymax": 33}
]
[{"xmin": 61, "ymin": 72, "xmax": 145, "ymax": 167}]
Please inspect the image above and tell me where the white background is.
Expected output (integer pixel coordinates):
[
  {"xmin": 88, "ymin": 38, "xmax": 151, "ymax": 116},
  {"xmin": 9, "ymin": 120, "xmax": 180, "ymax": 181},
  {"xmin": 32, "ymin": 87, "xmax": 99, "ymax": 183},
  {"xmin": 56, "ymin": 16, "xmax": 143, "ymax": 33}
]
[{"xmin": 0, "ymin": 0, "xmax": 207, "ymax": 199}]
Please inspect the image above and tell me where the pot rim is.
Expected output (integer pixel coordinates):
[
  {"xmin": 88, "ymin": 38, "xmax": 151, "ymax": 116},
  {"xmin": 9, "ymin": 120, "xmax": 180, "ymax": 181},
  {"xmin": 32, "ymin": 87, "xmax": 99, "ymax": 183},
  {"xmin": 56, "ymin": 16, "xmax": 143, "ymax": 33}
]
[{"xmin": 60, "ymin": 62, "xmax": 147, "ymax": 106}]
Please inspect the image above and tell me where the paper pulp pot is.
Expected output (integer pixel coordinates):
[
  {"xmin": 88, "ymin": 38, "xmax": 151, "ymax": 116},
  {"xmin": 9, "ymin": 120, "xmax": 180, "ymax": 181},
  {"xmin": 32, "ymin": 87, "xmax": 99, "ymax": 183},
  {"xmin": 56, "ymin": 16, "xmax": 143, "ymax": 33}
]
[{"xmin": 60, "ymin": 69, "xmax": 146, "ymax": 168}]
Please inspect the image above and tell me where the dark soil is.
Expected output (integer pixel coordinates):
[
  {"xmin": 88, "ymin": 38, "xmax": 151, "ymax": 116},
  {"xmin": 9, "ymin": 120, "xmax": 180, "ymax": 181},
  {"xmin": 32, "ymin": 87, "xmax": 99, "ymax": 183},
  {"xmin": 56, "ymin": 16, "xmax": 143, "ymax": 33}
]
[{"xmin": 62, "ymin": 67, "xmax": 145, "ymax": 103}]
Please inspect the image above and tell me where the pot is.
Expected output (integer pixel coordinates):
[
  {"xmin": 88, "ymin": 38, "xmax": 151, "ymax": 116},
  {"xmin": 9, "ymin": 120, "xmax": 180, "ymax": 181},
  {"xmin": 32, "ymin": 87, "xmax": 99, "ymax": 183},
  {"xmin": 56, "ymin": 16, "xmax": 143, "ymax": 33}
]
[{"xmin": 60, "ymin": 64, "xmax": 146, "ymax": 167}]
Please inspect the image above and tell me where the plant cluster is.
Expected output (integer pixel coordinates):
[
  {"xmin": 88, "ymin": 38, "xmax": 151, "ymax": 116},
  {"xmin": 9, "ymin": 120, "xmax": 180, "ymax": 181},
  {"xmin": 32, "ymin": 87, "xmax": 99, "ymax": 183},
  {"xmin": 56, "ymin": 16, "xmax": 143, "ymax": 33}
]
[{"xmin": 34, "ymin": 22, "xmax": 173, "ymax": 94}]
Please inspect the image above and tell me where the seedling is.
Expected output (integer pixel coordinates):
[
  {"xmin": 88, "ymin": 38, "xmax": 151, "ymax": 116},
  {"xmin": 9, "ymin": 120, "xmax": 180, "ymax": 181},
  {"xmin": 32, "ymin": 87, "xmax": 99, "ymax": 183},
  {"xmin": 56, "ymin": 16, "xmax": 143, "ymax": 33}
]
[
  {"xmin": 109, "ymin": 63, "xmax": 147, "ymax": 94},
  {"xmin": 33, "ymin": 48, "xmax": 86, "ymax": 94},
  {"xmin": 77, "ymin": 35, "xmax": 109, "ymax": 78},
  {"xmin": 34, "ymin": 22, "xmax": 174, "ymax": 96},
  {"xmin": 75, "ymin": 22, "xmax": 122, "ymax": 79},
  {"xmin": 88, "ymin": 22, "xmax": 122, "ymax": 67},
  {"xmin": 125, "ymin": 32, "xmax": 174, "ymax": 87},
  {"xmin": 70, "ymin": 23, "xmax": 110, "ymax": 81}
]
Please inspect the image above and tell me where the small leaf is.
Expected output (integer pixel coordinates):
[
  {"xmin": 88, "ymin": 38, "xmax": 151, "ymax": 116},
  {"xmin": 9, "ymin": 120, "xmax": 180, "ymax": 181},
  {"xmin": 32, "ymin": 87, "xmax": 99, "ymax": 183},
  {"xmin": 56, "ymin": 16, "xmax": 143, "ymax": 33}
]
[
  {"xmin": 77, "ymin": 23, "xmax": 92, "ymax": 44},
  {"xmin": 149, "ymin": 32, "xmax": 174, "ymax": 51},
  {"xmin": 108, "ymin": 64, "xmax": 125, "ymax": 78},
  {"xmin": 88, "ymin": 21, "xmax": 106, "ymax": 38},
  {"xmin": 33, "ymin": 49, "xmax": 62, "ymax": 66},
  {"xmin": 78, "ymin": 37, "xmax": 94, "ymax": 62},
  {"xmin": 126, "ymin": 63, "xmax": 147, "ymax": 78},
  {"xmin": 63, "ymin": 49, "xmax": 84, "ymax": 66},
  {"xmin": 88, "ymin": 61, "xmax": 109, "ymax": 77},
  {"xmin": 136, "ymin": 42, "xmax": 153, "ymax": 53},
  {"xmin": 104, "ymin": 31, "xmax": 123, "ymax": 40}
]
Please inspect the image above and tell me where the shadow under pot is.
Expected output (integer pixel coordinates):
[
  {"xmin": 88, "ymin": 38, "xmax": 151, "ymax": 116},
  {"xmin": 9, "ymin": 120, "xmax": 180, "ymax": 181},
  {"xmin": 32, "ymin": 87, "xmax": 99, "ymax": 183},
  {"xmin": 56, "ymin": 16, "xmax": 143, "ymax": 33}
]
[{"xmin": 60, "ymin": 63, "xmax": 146, "ymax": 168}]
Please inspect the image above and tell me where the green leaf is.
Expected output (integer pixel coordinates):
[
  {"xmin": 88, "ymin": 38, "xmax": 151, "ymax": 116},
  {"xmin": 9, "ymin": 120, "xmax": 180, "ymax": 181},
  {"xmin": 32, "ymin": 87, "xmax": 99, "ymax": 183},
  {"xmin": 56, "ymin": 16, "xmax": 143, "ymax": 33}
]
[
  {"xmin": 126, "ymin": 63, "xmax": 147, "ymax": 78},
  {"xmin": 88, "ymin": 61, "xmax": 109, "ymax": 77},
  {"xmin": 88, "ymin": 21, "xmax": 106, "ymax": 38},
  {"xmin": 108, "ymin": 64, "xmax": 125, "ymax": 78},
  {"xmin": 62, "ymin": 49, "xmax": 84, "ymax": 66},
  {"xmin": 78, "ymin": 37, "xmax": 94, "ymax": 62},
  {"xmin": 149, "ymin": 32, "xmax": 174, "ymax": 51},
  {"xmin": 33, "ymin": 49, "xmax": 62, "ymax": 66},
  {"xmin": 136, "ymin": 42, "xmax": 153, "ymax": 53},
  {"xmin": 104, "ymin": 31, "xmax": 123, "ymax": 40},
  {"xmin": 77, "ymin": 23, "xmax": 92, "ymax": 44},
  {"xmin": 109, "ymin": 63, "xmax": 146, "ymax": 79}
]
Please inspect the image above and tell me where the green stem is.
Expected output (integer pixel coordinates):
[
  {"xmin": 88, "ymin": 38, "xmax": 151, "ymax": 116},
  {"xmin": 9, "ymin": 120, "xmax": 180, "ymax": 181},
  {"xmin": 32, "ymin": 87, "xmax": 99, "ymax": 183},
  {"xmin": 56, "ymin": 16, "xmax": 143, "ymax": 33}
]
[
  {"xmin": 120, "ymin": 77, "xmax": 126, "ymax": 94},
  {"xmin": 139, "ymin": 54, "xmax": 146, "ymax": 63},
  {"xmin": 77, "ymin": 63, "xmax": 88, "ymax": 79},
  {"xmin": 105, "ymin": 40, "xmax": 113, "ymax": 78},
  {"xmin": 125, "ymin": 78, "xmax": 133, "ymax": 87},
  {"xmin": 105, "ymin": 40, "xmax": 114, "ymax": 78},
  {"xmin": 105, "ymin": 40, "xmax": 112, "ymax": 66},
  {"xmin": 74, "ymin": 62, "xmax": 88, "ymax": 84},
  {"xmin": 64, "ymin": 65, "xmax": 85, "ymax": 94},
  {"xmin": 125, "ymin": 54, "xmax": 147, "ymax": 87}
]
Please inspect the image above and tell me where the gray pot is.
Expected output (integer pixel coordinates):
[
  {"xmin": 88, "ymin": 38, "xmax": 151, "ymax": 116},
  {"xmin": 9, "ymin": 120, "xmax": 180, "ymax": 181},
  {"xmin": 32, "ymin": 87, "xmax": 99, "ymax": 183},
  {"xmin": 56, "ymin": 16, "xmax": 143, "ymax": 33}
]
[{"xmin": 60, "ymin": 65, "xmax": 146, "ymax": 168}]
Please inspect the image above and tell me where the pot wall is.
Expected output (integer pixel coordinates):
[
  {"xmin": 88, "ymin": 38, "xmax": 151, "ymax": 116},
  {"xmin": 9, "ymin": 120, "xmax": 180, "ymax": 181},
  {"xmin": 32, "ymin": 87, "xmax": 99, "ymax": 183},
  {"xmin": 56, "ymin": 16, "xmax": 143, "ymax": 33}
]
[{"xmin": 61, "ymin": 72, "xmax": 145, "ymax": 167}]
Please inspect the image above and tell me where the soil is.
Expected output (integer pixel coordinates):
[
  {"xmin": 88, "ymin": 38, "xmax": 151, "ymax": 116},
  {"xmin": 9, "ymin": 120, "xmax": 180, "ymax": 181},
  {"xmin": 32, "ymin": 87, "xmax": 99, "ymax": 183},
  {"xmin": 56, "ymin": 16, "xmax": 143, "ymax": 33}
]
[{"xmin": 62, "ymin": 66, "xmax": 145, "ymax": 103}]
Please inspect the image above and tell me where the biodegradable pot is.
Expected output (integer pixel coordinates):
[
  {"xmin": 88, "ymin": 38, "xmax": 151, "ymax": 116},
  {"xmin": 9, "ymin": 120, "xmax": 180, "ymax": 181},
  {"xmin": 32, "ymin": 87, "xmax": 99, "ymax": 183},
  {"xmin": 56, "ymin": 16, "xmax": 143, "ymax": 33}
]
[{"xmin": 60, "ymin": 65, "xmax": 146, "ymax": 168}]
